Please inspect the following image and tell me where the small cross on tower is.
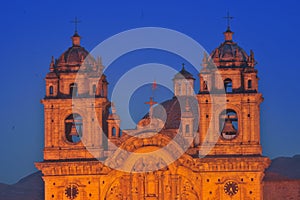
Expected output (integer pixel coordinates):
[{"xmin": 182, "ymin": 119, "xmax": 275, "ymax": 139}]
[
  {"xmin": 145, "ymin": 97, "xmax": 157, "ymax": 118},
  {"xmin": 224, "ymin": 12, "xmax": 234, "ymax": 30},
  {"xmin": 71, "ymin": 17, "xmax": 81, "ymax": 34}
]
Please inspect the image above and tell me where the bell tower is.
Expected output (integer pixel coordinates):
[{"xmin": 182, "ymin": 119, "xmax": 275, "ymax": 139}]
[
  {"xmin": 36, "ymin": 31, "xmax": 111, "ymax": 200},
  {"xmin": 197, "ymin": 26, "xmax": 270, "ymax": 199},
  {"xmin": 199, "ymin": 27, "xmax": 262, "ymax": 155}
]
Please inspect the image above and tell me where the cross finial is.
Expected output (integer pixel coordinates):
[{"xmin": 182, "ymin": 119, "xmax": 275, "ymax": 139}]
[
  {"xmin": 182, "ymin": 63, "xmax": 185, "ymax": 69},
  {"xmin": 145, "ymin": 97, "xmax": 157, "ymax": 118},
  {"xmin": 224, "ymin": 12, "xmax": 234, "ymax": 30},
  {"xmin": 71, "ymin": 17, "xmax": 81, "ymax": 33}
]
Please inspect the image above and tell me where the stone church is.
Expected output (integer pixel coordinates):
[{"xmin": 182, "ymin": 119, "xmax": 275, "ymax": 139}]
[{"xmin": 36, "ymin": 25, "xmax": 270, "ymax": 200}]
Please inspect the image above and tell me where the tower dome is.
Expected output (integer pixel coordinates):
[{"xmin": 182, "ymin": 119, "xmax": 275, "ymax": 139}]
[
  {"xmin": 208, "ymin": 28, "xmax": 255, "ymax": 68},
  {"xmin": 174, "ymin": 65, "xmax": 195, "ymax": 80},
  {"xmin": 55, "ymin": 32, "xmax": 97, "ymax": 72}
]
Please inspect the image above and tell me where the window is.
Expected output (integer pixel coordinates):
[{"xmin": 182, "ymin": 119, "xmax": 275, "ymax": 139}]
[
  {"xmin": 49, "ymin": 86, "xmax": 53, "ymax": 95},
  {"xmin": 248, "ymin": 80, "xmax": 252, "ymax": 89},
  {"xmin": 112, "ymin": 127, "xmax": 116, "ymax": 136},
  {"xmin": 65, "ymin": 113, "xmax": 83, "ymax": 143},
  {"xmin": 203, "ymin": 81, "xmax": 208, "ymax": 90},
  {"xmin": 186, "ymin": 83, "xmax": 189, "ymax": 95},
  {"xmin": 70, "ymin": 83, "xmax": 78, "ymax": 97},
  {"xmin": 224, "ymin": 79, "xmax": 232, "ymax": 93},
  {"xmin": 92, "ymin": 84, "xmax": 97, "ymax": 94},
  {"xmin": 177, "ymin": 83, "xmax": 181, "ymax": 95},
  {"xmin": 185, "ymin": 124, "xmax": 190, "ymax": 134}
]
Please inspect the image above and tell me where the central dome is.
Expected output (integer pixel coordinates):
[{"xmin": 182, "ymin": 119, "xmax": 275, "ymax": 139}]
[{"xmin": 142, "ymin": 96, "xmax": 199, "ymax": 130}]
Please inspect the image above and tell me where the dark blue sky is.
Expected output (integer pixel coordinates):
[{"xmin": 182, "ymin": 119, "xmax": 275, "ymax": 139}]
[{"xmin": 1, "ymin": 0, "xmax": 300, "ymax": 184}]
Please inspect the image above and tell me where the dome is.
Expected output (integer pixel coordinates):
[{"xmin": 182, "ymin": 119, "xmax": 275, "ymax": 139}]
[
  {"xmin": 55, "ymin": 32, "xmax": 97, "ymax": 70},
  {"xmin": 209, "ymin": 28, "xmax": 252, "ymax": 67},
  {"xmin": 142, "ymin": 96, "xmax": 199, "ymax": 130},
  {"xmin": 174, "ymin": 66, "xmax": 195, "ymax": 80}
]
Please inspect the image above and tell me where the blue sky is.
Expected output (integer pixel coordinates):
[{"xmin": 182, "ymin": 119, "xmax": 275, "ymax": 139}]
[{"xmin": 0, "ymin": 0, "xmax": 300, "ymax": 184}]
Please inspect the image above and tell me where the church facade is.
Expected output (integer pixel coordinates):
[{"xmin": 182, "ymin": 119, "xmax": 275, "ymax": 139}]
[{"xmin": 36, "ymin": 26, "xmax": 270, "ymax": 200}]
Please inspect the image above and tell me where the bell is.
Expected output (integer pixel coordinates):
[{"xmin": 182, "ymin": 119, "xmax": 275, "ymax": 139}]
[
  {"xmin": 221, "ymin": 117, "xmax": 237, "ymax": 136},
  {"xmin": 69, "ymin": 124, "xmax": 79, "ymax": 137}
]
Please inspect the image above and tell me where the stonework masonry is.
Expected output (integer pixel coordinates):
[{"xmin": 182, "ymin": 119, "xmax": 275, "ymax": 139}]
[{"xmin": 36, "ymin": 28, "xmax": 271, "ymax": 200}]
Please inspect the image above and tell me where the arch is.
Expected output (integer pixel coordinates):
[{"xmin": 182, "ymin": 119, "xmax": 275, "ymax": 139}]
[
  {"xmin": 49, "ymin": 86, "xmax": 53, "ymax": 95},
  {"xmin": 112, "ymin": 127, "xmax": 116, "ymax": 137},
  {"xmin": 247, "ymin": 79, "xmax": 252, "ymax": 89},
  {"xmin": 104, "ymin": 158, "xmax": 200, "ymax": 200},
  {"xmin": 219, "ymin": 109, "xmax": 238, "ymax": 140},
  {"xmin": 64, "ymin": 113, "xmax": 83, "ymax": 143},
  {"xmin": 177, "ymin": 82, "xmax": 181, "ymax": 95},
  {"xmin": 92, "ymin": 84, "xmax": 97, "ymax": 94},
  {"xmin": 69, "ymin": 83, "xmax": 78, "ymax": 96},
  {"xmin": 104, "ymin": 132, "xmax": 188, "ymax": 172},
  {"xmin": 203, "ymin": 81, "xmax": 208, "ymax": 90},
  {"xmin": 185, "ymin": 124, "xmax": 190, "ymax": 134},
  {"xmin": 224, "ymin": 78, "xmax": 232, "ymax": 93}
]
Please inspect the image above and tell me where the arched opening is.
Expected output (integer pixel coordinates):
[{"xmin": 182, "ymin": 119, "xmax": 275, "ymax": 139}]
[
  {"xmin": 112, "ymin": 127, "xmax": 116, "ymax": 137},
  {"xmin": 219, "ymin": 109, "xmax": 238, "ymax": 140},
  {"xmin": 224, "ymin": 78, "xmax": 233, "ymax": 93},
  {"xmin": 92, "ymin": 84, "xmax": 97, "ymax": 94},
  {"xmin": 49, "ymin": 86, "xmax": 53, "ymax": 95},
  {"xmin": 248, "ymin": 79, "xmax": 252, "ymax": 89},
  {"xmin": 65, "ymin": 113, "xmax": 83, "ymax": 143},
  {"xmin": 203, "ymin": 81, "xmax": 208, "ymax": 91},
  {"xmin": 177, "ymin": 83, "xmax": 181, "ymax": 95},
  {"xmin": 185, "ymin": 124, "xmax": 190, "ymax": 134},
  {"xmin": 186, "ymin": 82, "xmax": 189, "ymax": 95},
  {"xmin": 69, "ymin": 83, "xmax": 78, "ymax": 97}
]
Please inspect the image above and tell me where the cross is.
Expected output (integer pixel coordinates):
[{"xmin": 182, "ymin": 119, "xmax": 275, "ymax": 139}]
[
  {"xmin": 71, "ymin": 17, "xmax": 81, "ymax": 33},
  {"xmin": 182, "ymin": 63, "xmax": 185, "ymax": 69},
  {"xmin": 145, "ymin": 97, "xmax": 157, "ymax": 118},
  {"xmin": 224, "ymin": 12, "xmax": 234, "ymax": 29}
]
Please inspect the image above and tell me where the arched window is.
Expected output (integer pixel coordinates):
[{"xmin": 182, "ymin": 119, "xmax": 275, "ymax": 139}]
[
  {"xmin": 92, "ymin": 84, "xmax": 97, "ymax": 94},
  {"xmin": 49, "ymin": 86, "xmax": 53, "ymax": 95},
  {"xmin": 219, "ymin": 109, "xmax": 238, "ymax": 140},
  {"xmin": 70, "ymin": 83, "xmax": 78, "ymax": 97},
  {"xmin": 185, "ymin": 124, "xmax": 190, "ymax": 134},
  {"xmin": 248, "ymin": 80, "xmax": 252, "ymax": 89},
  {"xmin": 203, "ymin": 81, "xmax": 208, "ymax": 90},
  {"xmin": 65, "ymin": 113, "xmax": 83, "ymax": 143},
  {"xmin": 186, "ymin": 83, "xmax": 189, "ymax": 95},
  {"xmin": 177, "ymin": 83, "xmax": 181, "ymax": 95},
  {"xmin": 224, "ymin": 79, "xmax": 233, "ymax": 93},
  {"xmin": 112, "ymin": 127, "xmax": 116, "ymax": 137}
]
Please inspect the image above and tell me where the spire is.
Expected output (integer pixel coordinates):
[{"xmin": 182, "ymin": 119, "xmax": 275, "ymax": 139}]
[
  {"xmin": 50, "ymin": 56, "xmax": 55, "ymax": 71},
  {"xmin": 181, "ymin": 63, "xmax": 185, "ymax": 70},
  {"xmin": 247, "ymin": 49, "xmax": 256, "ymax": 67},
  {"xmin": 70, "ymin": 17, "xmax": 81, "ymax": 46},
  {"xmin": 108, "ymin": 102, "xmax": 120, "ymax": 120},
  {"xmin": 223, "ymin": 12, "xmax": 234, "ymax": 41},
  {"xmin": 202, "ymin": 52, "xmax": 208, "ymax": 68},
  {"xmin": 224, "ymin": 12, "xmax": 234, "ymax": 31}
]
